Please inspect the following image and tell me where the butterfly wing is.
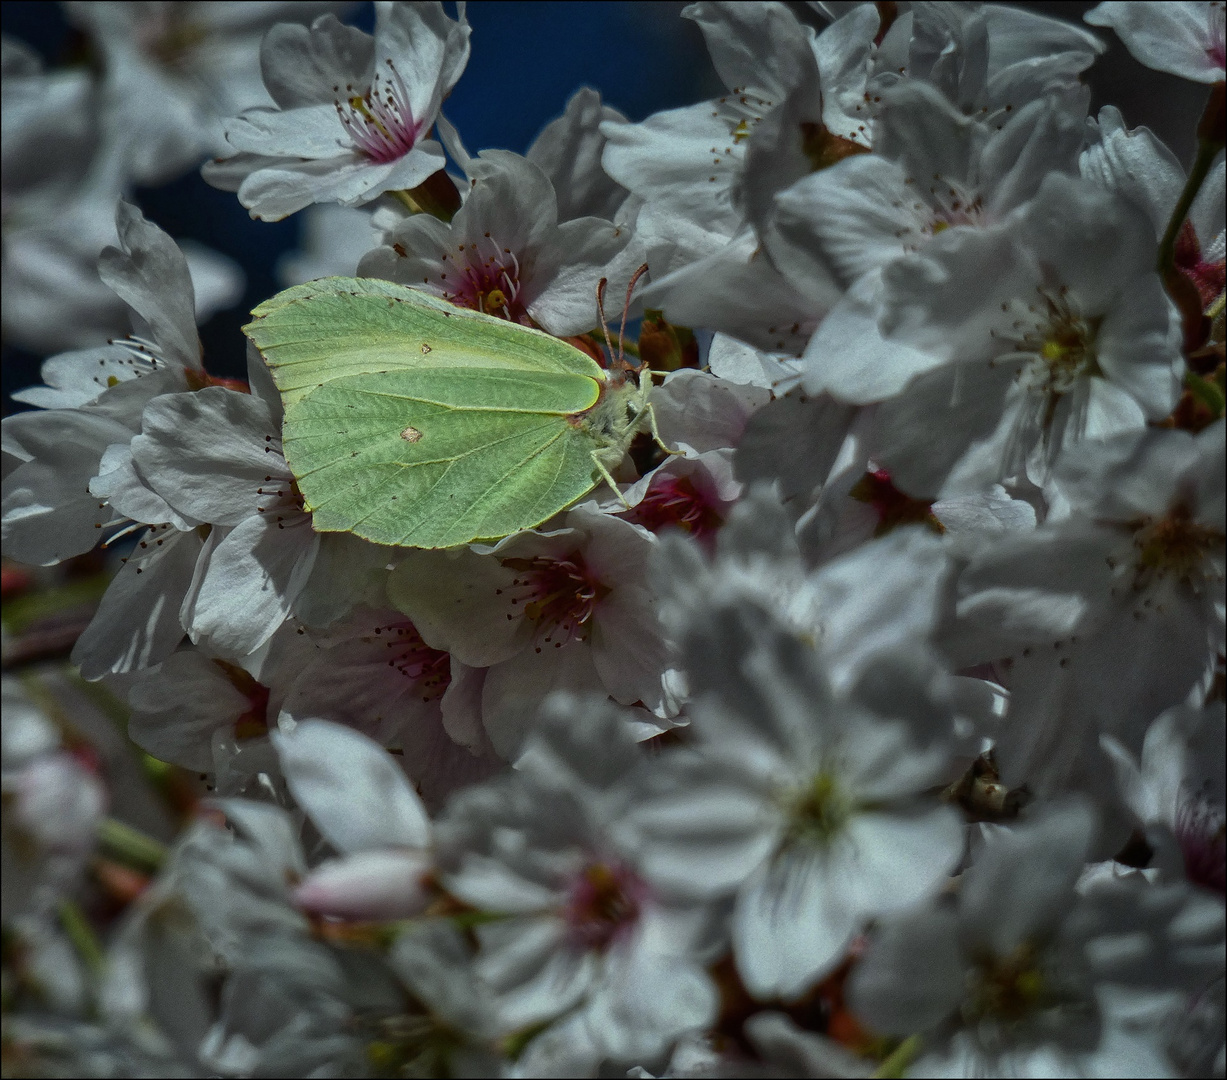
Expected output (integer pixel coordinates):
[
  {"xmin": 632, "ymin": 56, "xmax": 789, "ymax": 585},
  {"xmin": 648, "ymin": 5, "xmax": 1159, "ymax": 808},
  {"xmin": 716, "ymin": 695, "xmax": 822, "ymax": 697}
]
[
  {"xmin": 284, "ymin": 366, "xmax": 605, "ymax": 548},
  {"xmin": 245, "ymin": 276, "xmax": 606, "ymax": 409}
]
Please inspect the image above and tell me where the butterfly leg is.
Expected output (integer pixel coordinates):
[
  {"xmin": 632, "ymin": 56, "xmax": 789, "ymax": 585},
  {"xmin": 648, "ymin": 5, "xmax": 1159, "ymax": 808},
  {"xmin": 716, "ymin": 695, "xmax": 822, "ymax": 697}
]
[
  {"xmin": 643, "ymin": 400, "xmax": 684, "ymax": 458},
  {"xmin": 590, "ymin": 449, "xmax": 632, "ymax": 508}
]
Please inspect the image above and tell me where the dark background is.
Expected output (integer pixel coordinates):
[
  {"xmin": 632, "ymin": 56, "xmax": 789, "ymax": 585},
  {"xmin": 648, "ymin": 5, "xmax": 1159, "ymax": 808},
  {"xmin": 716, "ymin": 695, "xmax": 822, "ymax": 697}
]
[{"xmin": 1, "ymin": 1, "xmax": 1213, "ymax": 409}]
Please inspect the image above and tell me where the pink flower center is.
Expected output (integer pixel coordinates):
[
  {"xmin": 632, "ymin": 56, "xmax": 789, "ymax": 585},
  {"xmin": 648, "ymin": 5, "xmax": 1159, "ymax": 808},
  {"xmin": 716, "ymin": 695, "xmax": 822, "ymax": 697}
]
[
  {"xmin": 501, "ymin": 551, "xmax": 607, "ymax": 650},
  {"xmin": 1176, "ymin": 796, "xmax": 1226, "ymax": 895},
  {"xmin": 436, "ymin": 236, "xmax": 528, "ymax": 322},
  {"xmin": 334, "ymin": 59, "xmax": 420, "ymax": 164},
  {"xmin": 364, "ymin": 621, "xmax": 452, "ymax": 703},
  {"xmin": 1206, "ymin": 3, "xmax": 1226, "ymax": 71},
  {"xmin": 1175, "ymin": 219, "xmax": 1226, "ymax": 310},
  {"xmin": 563, "ymin": 861, "xmax": 646, "ymax": 952},
  {"xmin": 628, "ymin": 474, "xmax": 724, "ymax": 540},
  {"xmin": 915, "ymin": 175, "xmax": 986, "ymax": 238},
  {"xmin": 1130, "ymin": 503, "xmax": 1224, "ymax": 589}
]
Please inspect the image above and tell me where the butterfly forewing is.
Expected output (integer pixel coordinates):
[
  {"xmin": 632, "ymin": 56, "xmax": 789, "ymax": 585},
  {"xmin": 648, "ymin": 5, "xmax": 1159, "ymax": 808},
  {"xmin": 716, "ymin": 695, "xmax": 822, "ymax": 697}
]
[{"xmin": 245, "ymin": 277, "xmax": 606, "ymax": 409}]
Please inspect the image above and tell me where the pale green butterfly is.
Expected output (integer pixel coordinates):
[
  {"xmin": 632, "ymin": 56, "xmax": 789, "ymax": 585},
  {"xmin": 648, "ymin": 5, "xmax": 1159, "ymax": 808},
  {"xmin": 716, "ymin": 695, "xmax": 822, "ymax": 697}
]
[{"xmin": 243, "ymin": 275, "xmax": 662, "ymax": 549}]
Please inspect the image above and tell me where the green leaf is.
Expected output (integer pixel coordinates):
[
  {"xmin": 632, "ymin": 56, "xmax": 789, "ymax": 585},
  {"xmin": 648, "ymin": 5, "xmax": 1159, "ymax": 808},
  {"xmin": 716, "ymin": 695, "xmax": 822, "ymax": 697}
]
[{"xmin": 244, "ymin": 277, "xmax": 649, "ymax": 548}]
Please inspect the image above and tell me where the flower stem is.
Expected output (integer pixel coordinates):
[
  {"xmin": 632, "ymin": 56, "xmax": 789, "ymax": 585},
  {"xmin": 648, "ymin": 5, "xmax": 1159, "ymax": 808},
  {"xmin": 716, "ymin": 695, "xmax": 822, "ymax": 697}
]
[
  {"xmin": 872, "ymin": 1035, "xmax": 922, "ymax": 1079},
  {"xmin": 390, "ymin": 169, "xmax": 461, "ymax": 222},
  {"xmin": 1157, "ymin": 79, "xmax": 1224, "ymax": 280},
  {"xmin": 97, "ymin": 817, "xmax": 166, "ymax": 873},
  {"xmin": 57, "ymin": 899, "xmax": 104, "ymax": 974},
  {"xmin": 390, "ymin": 188, "xmax": 421, "ymax": 214},
  {"xmin": 1156, "ymin": 136, "xmax": 1219, "ymax": 278}
]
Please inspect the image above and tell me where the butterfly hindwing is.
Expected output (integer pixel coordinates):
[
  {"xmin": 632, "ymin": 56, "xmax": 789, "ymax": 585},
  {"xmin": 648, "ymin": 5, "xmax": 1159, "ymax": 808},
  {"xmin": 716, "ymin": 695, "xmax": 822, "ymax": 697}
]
[{"xmin": 282, "ymin": 367, "xmax": 605, "ymax": 547}]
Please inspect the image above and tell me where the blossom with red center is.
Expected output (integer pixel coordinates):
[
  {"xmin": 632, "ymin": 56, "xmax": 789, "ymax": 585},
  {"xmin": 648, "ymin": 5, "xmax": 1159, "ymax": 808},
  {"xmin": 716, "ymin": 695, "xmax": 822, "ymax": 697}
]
[
  {"xmin": 438, "ymin": 702, "xmax": 717, "ymax": 1067},
  {"xmin": 360, "ymin": 149, "xmax": 630, "ymax": 337},
  {"xmin": 333, "ymin": 59, "xmax": 423, "ymax": 165},
  {"xmin": 1176, "ymin": 796, "xmax": 1226, "ymax": 894},
  {"xmin": 437, "ymin": 236, "xmax": 529, "ymax": 322},
  {"xmin": 389, "ymin": 507, "xmax": 673, "ymax": 760},
  {"xmin": 212, "ymin": 3, "xmax": 470, "ymax": 220},
  {"xmin": 1174, "ymin": 218, "xmax": 1226, "ymax": 311},
  {"xmin": 564, "ymin": 860, "xmax": 648, "ymax": 952},
  {"xmin": 364, "ymin": 620, "xmax": 452, "ymax": 704},
  {"xmin": 628, "ymin": 474, "xmax": 725, "ymax": 540},
  {"xmin": 275, "ymin": 606, "xmax": 494, "ymax": 807},
  {"xmin": 501, "ymin": 551, "xmax": 608, "ymax": 650}
]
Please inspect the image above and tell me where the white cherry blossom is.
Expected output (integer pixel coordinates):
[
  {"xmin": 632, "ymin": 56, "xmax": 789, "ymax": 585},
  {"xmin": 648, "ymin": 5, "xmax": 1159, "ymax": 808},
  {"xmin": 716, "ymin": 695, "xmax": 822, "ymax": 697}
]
[
  {"xmin": 849, "ymin": 801, "xmax": 1225, "ymax": 1077},
  {"xmin": 1086, "ymin": 1, "xmax": 1226, "ymax": 84},
  {"xmin": 437, "ymin": 700, "xmax": 717, "ymax": 1073},
  {"xmin": 388, "ymin": 504, "xmax": 672, "ymax": 758},
  {"xmin": 869, "ymin": 172, "xmax": 1183, "ymax": 496},
  {"xmin": 360, "ymin": 148, "xmax": 628, "ymax": 336},
  {"xmin": 208, "ymin": 1, "xmax": 470, "ymax": 220}
]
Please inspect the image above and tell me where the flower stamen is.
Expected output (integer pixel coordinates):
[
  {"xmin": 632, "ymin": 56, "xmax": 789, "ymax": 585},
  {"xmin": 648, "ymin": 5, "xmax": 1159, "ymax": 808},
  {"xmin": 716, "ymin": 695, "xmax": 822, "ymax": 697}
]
[
  {"xmin": 563, "ymin": 861, "xmax": 645, "ymax": 952},
  {"xmin": 363, "ymin": 621, "xmax": 452, "ymax": 703},
  {"xmin": 335, "ymin": 59, "xmax": 419, "ymax": 164},
  {"xmin": 501, "ymin": 552, "xmax": 608, "ymax": 650},
  {"xmin": 1131, "ymin": 504, "xmax": 1224, "ymax": 590}
]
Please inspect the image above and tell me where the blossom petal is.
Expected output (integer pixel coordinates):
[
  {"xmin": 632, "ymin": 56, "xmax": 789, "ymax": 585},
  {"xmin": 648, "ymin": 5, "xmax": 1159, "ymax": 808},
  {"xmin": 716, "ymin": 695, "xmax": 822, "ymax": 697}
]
[
  {"xmin": 2, "ymin": 410, "xmax": 131, "ymax": 564},
  {"xmin": 294, "ymin": 849, "xmax": 433, "ymax": 920},
  {"xmin": 182, "ymin": 512, "xmax": 317, "ymax": 656},
  {"xmin": 733, "ymin": 851, "xmax": 858, "ymax": 999},
  {"xmin": 273, "ymin": 718, "xmax": 430, "ymax": 851},
  {"xmin": 847, "ymin": 907, "xmax": 964, "ymax": 1035},
  {"xmin": 97, "ymin": 202, "xmax": 201, "ymax": 371},
  {"xmin": 72, "ymin": 530, "xmax": 202, "ymax": 678},
  {"xmin": 387, "ymin": 548, "xmax": 526, "ymax": 667},
  {"xmin": 1085, "ymin": 2, "xmax": 1226, "ymax": 83},
  {"xmin": 130, "ymin": 388, "xmax": 279, "ymax": 527},
  {"xmin": 259, "ymin": 16, "xmax": 374, "ymax": 110}
]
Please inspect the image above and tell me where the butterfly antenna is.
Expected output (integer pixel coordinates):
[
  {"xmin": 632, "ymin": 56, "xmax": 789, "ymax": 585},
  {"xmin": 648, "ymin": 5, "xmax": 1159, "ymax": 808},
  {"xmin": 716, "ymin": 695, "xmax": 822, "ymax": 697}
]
[
  {"xmin": 619, "ymin": 263, "xmax": 650, "ymax": 374},
  {"xmin": 596, "ymin": 277, "xmax": 617, "ymax": 368}
]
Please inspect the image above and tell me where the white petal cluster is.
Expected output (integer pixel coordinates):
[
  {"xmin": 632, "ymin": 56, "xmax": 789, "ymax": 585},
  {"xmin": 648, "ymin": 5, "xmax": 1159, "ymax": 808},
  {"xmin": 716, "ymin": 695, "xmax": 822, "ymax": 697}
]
[{"xmin": 2, "ymin": 2, "xmax": 1224, "ymax": 1077}]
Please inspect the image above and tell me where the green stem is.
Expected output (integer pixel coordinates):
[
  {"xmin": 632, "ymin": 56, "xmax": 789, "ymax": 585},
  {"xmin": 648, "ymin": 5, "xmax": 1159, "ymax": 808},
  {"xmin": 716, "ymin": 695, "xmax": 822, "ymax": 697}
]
[
  {"xmin": 57, "ymin": 899, "xmax": 104, "ymax": 974},
  {"xmin": 389, "ymin": 171, "xmax": 461, "ymax": 223},
  {"xmin": 97, "ymin": 817, "xmax": 166, "ymax": 873},
  {"xmin": 872, "ymin": 1034, "xmax": 922, "ymax": 1079},
  {"xmin": 1157, "ymin": 137, "xmax": 1220, "ymax": 277},
  {"xmin": 390, "ymin": 188, "xmax": 421, "ymax": 214}
]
